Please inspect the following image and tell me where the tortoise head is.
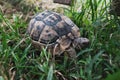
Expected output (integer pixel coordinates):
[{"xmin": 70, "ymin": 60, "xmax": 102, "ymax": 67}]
[{"xmin": 73, "ymin": 37, "xmax": 89, "ymax": 49}]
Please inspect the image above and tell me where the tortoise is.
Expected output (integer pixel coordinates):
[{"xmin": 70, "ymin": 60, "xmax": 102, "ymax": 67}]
[{"xmin": 27, "ymin": 10, "xmax": 89, "ymax": 57}]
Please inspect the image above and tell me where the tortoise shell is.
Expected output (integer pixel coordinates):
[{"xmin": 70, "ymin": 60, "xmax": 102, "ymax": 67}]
[{"xmin": 27, "ymin": 10, "xmax": 81, "ymax": 55}]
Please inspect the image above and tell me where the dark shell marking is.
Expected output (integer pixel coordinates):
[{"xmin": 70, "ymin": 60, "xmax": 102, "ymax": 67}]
[
  {"xmin": 28, "ymin": 10, "xmax": 80, "ymax": 45},
  {"xmin": 43, "ymin": 14, "xmax": 62, "ymax": 26}
]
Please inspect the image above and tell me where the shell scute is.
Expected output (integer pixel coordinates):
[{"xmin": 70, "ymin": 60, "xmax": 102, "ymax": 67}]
[
  {"xmin": 39, "ymin": 25, "xmax": 59, "ymax": 44},
  {"xmin": 43, "ymin": 13, "xmax": 62, "ymax": 26}
]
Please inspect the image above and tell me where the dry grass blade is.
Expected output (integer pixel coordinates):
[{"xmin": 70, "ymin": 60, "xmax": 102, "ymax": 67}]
[{"xmin": 55, "ymin": 70, "xmax": 67, "ymax": 80}]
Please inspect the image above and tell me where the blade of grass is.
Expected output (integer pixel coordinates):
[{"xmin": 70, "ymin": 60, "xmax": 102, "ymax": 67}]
[
  {"xmin": 86, "ymin": 50, "xmax": 104, "ymax": 80},
  {"xmin": 47, "ymin": 64, "xmax": 53, "ymax": 80},
  {"xmin": 77, "ymin": 48, "xmax": 93, "ymax": 57},
  {"xmin": 0, "ymin": 12, "xmax": 15, "ymax": 32}
]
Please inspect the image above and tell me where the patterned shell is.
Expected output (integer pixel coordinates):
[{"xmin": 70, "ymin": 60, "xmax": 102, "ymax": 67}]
[{"xmin": 27, "ymin": 10, "xmax": 80, "ymax": 46}]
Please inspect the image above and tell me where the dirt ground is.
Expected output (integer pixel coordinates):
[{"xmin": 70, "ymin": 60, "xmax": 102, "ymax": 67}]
[
  {"xmin": 0, "ymin": 0, "xmax": 69, "ymax": 21},
  {"xmin": 0, "ymin": 0, "xmax": 68, "ymax": 12}
]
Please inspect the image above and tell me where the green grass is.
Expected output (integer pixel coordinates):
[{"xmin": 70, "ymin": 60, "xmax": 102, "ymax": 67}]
[{"xmin": 0, "ymin": 0, "xmax": 120, "ymax": 80}]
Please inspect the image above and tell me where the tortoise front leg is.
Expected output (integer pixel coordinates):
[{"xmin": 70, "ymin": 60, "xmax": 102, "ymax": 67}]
[{"xmin": 66, "ymin": 47, "xmax": 76, "ymax": 58}]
